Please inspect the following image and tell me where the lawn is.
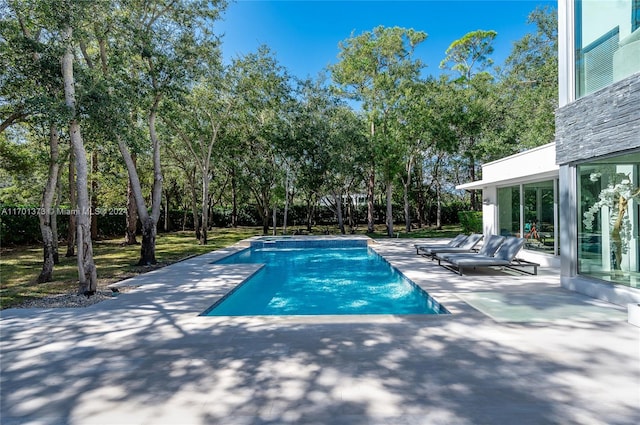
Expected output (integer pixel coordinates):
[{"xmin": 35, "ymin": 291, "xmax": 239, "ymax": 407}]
[
  {"xmin": 0, "ymin": 227, "xmax": 262, "ymax": 309},
  {"xmin": 0, "ymin": 224, "xmax": 462, "ymax": 309}
]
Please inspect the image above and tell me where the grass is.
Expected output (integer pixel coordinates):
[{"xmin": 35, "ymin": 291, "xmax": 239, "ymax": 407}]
[
  {"xmin": 0, "ymin": 224, "xmax": 462, "ymax": 309},
  {"xmin": 1, "ymin": 227, "xmax": 262, "ymax": 309}
]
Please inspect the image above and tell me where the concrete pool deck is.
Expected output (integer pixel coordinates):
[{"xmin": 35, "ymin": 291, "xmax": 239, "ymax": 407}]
[{"xmin": 1, "ymin": 237, "xmax": 639, "ymax": 425}]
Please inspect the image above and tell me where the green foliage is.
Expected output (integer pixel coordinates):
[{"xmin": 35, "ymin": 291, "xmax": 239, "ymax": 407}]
[
  {"xmin": 458, "ymin": 211, "xmax": 483, "ymax": 233},
  {"xmin": 499, "ymin": 6, "xmax": 558, "ymax": 151},
  {"xmin": 440, "ymin": 30, "xmax": 498, "ymax": 81},
  {"xmin": 0, "ymin": 3, "xmax": 557, "ymax": 273}
]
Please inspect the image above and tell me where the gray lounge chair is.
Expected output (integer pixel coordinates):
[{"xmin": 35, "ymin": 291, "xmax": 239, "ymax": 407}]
[
  {"xmin": 437, "ymin": 234, "xmax": 505, "ymax": 262},
  {"xmin": 418, "ymin": 233, "xmax": 483, "ymax": 260},
  {"xmin": 414, "ymin": 234, "xmax": 467, "ymax": 254},
  {"xmin": 436, "ymin": 236, "xmax": 539, "ymax": 275}
]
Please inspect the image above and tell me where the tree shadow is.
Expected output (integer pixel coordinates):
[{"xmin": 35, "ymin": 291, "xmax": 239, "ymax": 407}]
[{"xmin": 1, "ymin": 239, "xmax": 639, "ymax": 424}]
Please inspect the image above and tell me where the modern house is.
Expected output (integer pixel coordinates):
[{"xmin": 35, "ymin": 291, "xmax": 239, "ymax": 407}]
[{"xmin": 458, "ymin": 0, "xmax": 640, "ymax": 306}]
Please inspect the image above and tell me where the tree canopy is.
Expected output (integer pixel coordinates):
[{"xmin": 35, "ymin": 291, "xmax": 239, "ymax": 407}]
[{"xmin": 0, "ymin": 3, "xmax": 558, "ymax": 282}]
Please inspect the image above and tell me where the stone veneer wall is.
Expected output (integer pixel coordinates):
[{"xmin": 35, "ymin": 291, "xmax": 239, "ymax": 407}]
[
  {"xmin": 555, "ymin": 72, "xmax": 640, "ymax": 165},
  {"xmin": 555, "ymin": 72, "xmax": 640, "ymax": 305}
]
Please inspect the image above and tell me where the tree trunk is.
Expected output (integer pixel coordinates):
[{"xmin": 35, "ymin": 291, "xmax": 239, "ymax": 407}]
[
  {"xmin": 334, "ymin": 191, "xmax": 345, "ymax": 235},
  {"xmin": 468, "ymin": 155, "xmax": 478, "ymax": 211},
  {"xmin": 62, "ymin": 27, "xmax": 97, "ymax": 294},
  {"xmin": 119, "ymin": 138, "xmax": 157, "ymax": 265},
  {"xmin": 66, "ymin": 149, "xmax": 76, "ymax": 257},
  {"xmin": 164, "ymin": 191, "xmax": 170, "ymax": 232},
  {"xmin": 124, "ymin": 155, "xmax": 138, "ymax": 245},
  {"xmin": 139, "ymin": 217, "xmax": 157, "ymax": 266},
  {"xmin": 189, "ymin": 167, "xmax": 201, "ymax": 240},
  {"xmin": 305, "ymin": 195, "xmax": 314, "ymax": 232},
  {"xmin": 231, "ymin": 168, "xmax": 238, "ymax": 227},
  {"xmin": 346, "ymin": 195, "xmax": 355, "ymax": 233},
  {"xmin": 262, "ymin": 196, "xmax": 270, "ymax": 235},
  {"xmin": 436, "ymin": 180, "xmax": 442, "ymax": 230},
  {"xmin": 283, "ymin": 180, "xmax": 290, "ymax": 235},
  {"xmin": 385, "ymin": 181, "xmax": 393, "ymax": 237},
  {"xmin": 38, "ymin": 126, "xmax": 60, "ymax": 283},
  {"xmin": 52, "ymin": 164, "xmax": 62, "ymax": 264},
  {"xmin": 403, "ymin": 181, "xmax": 411, "ymax": 233},
  {"xmin": 90, "ymin": 150, "xmax": 98, "ymax": 240},
  {"xmin": 416, "ymin": 165, "xmax": 425, "ymax": 228},
  {"xmin": 200, "ymin": 169, "xmax": 209, "ymax": 245},
  {"xmin": 119, "ymin": 94, "xmax": 163, "ymax": 266},
  {"xmin": 403, "ymin": 156, "xmax": 414, "ymax": 233},
  {"xmin": 366, "ymin": 169, "xmax": 375, "ymax": 233},
  {"xmin": 272, "ymin": 205, "xmax": 277, "ymax": 236}
]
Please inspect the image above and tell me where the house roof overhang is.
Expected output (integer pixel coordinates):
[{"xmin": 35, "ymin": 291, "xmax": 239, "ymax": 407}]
[
  {"xmin": 456, "ymin": 170, "xmax": 560, "ymax": 190},
  {"xmin": 456, "ymin": 143, "xmax": 559, "ymax": 191}
]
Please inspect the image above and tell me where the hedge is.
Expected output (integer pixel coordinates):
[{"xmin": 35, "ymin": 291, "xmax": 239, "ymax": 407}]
[{"xmin": 457, "ymin": 211, "xmax": 483, "ymax": 233}]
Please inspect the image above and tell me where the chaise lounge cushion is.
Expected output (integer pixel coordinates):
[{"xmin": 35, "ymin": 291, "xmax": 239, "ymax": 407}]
[
  {"xmin": 437, "ymin": 234, "xmax": 505, "ymax": 262},
  {"xmin": 436, "ymin": 237, "xmax": 528, "ymax": 275},
  {"xmin": 418, "ymin": 233, "xmax": 483, "ymax": 257},
  {"xmin": 414, "ymin": 234, "xmax": 467, "ymax": 254}
]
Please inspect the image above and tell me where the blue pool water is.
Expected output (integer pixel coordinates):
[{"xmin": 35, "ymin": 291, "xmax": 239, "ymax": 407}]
[{"xmin": 202, "ymin": 241, "xmax": 448, "ymax": 316}]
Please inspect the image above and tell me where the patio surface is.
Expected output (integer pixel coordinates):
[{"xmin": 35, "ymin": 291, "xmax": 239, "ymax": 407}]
[{"xmin": 1, "ymin": 237, "xmax": 639, "ymax": 425}]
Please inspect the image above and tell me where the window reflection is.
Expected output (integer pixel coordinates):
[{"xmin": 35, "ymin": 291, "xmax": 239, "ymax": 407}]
[
  {"xmin": 575, "ymin": 0, "xmax": 640, "ymax": 98},
  {"xmin": 523, "ymin": 181, "xmax": 556, "ymax": 254},
  {"xmin": 497, "ymin": 181, "xmax": 558, "ymax": 255},
  {"xmin": 577, "ymin": 152, "xmax": 640, "ymax": 288}
]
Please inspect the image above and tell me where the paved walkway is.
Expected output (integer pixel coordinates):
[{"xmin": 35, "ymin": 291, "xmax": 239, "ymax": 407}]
[{"xmin": 1, "ymin": 238, "xmax": 639, "ymax": 425}]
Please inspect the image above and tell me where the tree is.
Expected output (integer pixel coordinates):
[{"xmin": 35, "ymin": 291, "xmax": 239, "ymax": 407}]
[
  {"xmin": 229, "ymin": 46, "xmax": 293, "ymax": 235},
  {"xmin": 61, "ymin": 23, "xmax": 98, "ymax": 293},
  {"xmin": 440, "ymin": 30, "xmax": 498, "ymax": 211},
  {"xmin": 106, "ymin": 0, "xmax": 226, "ymax": 263},
  {"xmin": 332, "ymin": 26, "xmax": 427, "ymax": 236},
  {"xmin": 2, "ymin": 1, "xmax": 69, "ymax": 281},
  {"xmin": 167, "ymin": 58, "xmax": 232, "ymax": 245},
  {"xmin": 501, "ymin": 6, "xmax": 558, "ymax": 151}
]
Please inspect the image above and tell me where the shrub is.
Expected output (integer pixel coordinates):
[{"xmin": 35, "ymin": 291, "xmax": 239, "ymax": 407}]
[{"xmin": 458, "ymin": 211, "xmax": 483, "ymax": 233}]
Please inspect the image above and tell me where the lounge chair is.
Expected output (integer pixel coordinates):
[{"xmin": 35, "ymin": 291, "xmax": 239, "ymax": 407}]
[
  {"xmin": 414, "ymin": 234, "xmax": 467, "ymax": 254},
  {"xmin": 417, "ymin": 233, "xmax": 483, "ymax": 260},
  {"xmin": 436, "ymin": 236, "xmax": 539, "ymax": 275},
  {"xmin": 437, "ymin": 234, "xmax": 505, "ymax": 262}
]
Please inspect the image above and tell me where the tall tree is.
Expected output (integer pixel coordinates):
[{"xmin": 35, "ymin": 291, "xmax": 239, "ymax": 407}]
[
  {"xmin": 2, "ymin": 1, "xmax": 69, "ymax": 281},
  {"xmin": 107, "ymin": 0, "xmax": 226, "ymax": 264},
  {"xmin": 501, "ymin": 6, "xmax": 558, "ymax": 151},
  {"xmin": 229, "ymin": 46, "xmax": 292, "ymax": 235},
  {"xmin": 332, "ymin": 26, "xmax": 427, "ymax": 236},
  {"xmin": 61, "ymin": 23, "xmax": 98, "ymax": 293},
  {"xmin": 167, "ymin": 58, "xmax": 232, "ymax": 245},
  {"xmin": 440, "ymin": 30, "xmax": 498, "ymax": 211}
]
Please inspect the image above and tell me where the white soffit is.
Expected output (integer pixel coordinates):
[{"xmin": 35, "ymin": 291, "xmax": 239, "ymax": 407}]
[{"xmin": 457, "ymin": 143, "xmax": 559, "ymax": 190}]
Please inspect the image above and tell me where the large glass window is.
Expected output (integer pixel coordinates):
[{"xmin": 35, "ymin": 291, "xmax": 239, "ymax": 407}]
[
  {"xmin": 523, "ymin": 181, "xmax": 556, "ymax": 254},
  {"xmin": 577, "ymin": 151, "xmax": 640, "ymax": 288},
  {"xmin": 498, "ymin": 186, "xmax": 520, "ymax": 237},
  {"xmin": 575, "ymin": 0, "xmax": 640, "ymax": 98},
  {"xmin": 498, "ymin": 181, "xmax": 559, "ymax": 255}
]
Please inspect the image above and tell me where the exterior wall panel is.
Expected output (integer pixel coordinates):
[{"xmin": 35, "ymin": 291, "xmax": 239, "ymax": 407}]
[{"xmin": 555, "ymin": 73, "xmax": 640, "ymax": 165}]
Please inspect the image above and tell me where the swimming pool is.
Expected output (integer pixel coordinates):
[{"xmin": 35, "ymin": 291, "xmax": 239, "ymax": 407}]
[{"xmin": 202, "ymin": 239, "xmax": 448, "ymax": 316}]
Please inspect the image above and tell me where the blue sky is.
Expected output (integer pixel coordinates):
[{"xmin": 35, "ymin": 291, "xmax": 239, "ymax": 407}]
[{"xmin": 215, "ymin": 0, "xmax": 557, "ymax": 80}]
